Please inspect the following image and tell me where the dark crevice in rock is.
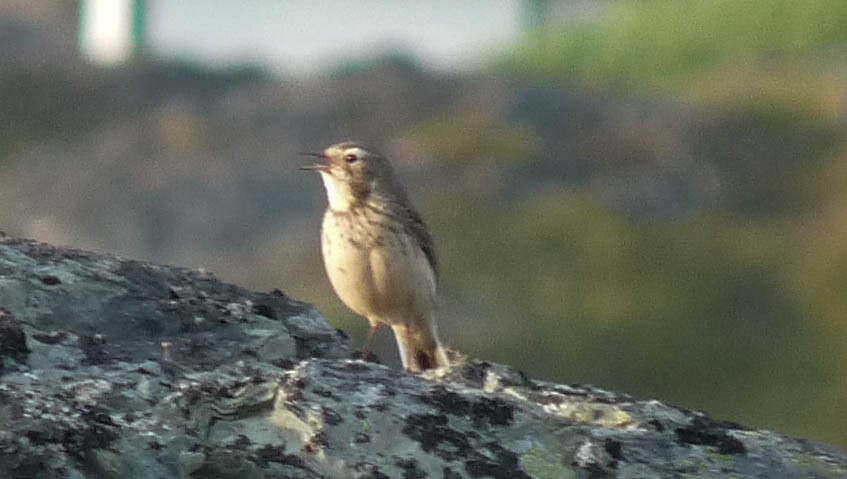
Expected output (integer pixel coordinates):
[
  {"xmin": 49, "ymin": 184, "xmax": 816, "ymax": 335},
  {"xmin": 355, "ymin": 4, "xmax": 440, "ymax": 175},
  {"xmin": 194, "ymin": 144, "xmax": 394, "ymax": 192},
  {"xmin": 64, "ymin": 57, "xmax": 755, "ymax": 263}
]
[
  {"xmin": 675, "ymin": 416, "xmax": 747, "ymax": 455},
  {"xmin": 0, "ymin": 309, "xmax": 29, "ymax": 364}
]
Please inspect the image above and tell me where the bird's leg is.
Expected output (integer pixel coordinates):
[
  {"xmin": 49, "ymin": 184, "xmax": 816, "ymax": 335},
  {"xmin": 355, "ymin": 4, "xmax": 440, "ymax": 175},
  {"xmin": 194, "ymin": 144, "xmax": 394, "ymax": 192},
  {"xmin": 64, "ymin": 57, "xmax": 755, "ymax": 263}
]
[{"xmin": 362, "ymin": 322, "xmax": 384, "ymax": 362}]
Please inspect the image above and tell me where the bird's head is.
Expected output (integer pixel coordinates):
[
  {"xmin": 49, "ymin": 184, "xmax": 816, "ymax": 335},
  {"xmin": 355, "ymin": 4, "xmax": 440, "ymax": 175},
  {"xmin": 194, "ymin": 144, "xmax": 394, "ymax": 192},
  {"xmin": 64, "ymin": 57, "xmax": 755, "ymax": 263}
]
[{"xmin": 301, "ymin": 141, "xmax": 395, "ymax": 211}]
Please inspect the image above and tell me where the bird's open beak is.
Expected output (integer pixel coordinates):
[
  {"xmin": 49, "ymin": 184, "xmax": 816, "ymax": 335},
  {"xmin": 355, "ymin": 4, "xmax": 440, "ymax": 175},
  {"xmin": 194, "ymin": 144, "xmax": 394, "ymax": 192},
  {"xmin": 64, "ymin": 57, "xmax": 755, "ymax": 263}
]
[{"xmin": 299, "ymin": 152, "xmax": 331, "ymax": 171}]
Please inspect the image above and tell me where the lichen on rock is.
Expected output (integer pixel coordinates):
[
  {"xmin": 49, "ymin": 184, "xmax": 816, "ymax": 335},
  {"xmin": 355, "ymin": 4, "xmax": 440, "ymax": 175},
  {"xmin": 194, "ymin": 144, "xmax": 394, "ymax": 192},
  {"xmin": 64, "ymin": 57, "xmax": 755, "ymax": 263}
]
[{"xmin": 0, "ymin": 236, "xmax": 844, "ymax": 478}]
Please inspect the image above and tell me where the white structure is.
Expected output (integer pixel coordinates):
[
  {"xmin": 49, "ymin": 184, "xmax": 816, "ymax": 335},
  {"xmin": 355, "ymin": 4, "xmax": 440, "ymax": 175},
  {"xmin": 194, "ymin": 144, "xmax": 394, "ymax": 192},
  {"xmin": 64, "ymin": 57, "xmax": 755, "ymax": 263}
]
[
  {"xmin": 79, "ymin": 0, "xmax": 145, "ymax": 64},
  {"xmin": 76, "ymin": 1, "xmax": 597, "ymax": 73}
]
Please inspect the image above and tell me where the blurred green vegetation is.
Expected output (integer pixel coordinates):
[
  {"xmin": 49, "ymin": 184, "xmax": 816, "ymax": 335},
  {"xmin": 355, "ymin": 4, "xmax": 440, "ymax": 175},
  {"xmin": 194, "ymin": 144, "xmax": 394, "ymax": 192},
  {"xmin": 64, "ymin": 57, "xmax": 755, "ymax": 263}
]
[
  {"xmin": 0, "ymin": 75, "xmax": 94, "ymax": 161},
  {"xmin": 0, "ymin": 61, "xmax": 266, "ymax": 164},
  {"xmin": 410, "ymin": 111, "xmax": 541, "ymax": 168},
  {"xmin": 431, "ymin": 189, "xmax": 842, "ymax": 446},
  {"xmin": 419, "ymin": 0, "xmax": 847, "ymax": 449},
  {"xmin": 500, "ymin": 0, "xmax": 847, "ymax": 88}
]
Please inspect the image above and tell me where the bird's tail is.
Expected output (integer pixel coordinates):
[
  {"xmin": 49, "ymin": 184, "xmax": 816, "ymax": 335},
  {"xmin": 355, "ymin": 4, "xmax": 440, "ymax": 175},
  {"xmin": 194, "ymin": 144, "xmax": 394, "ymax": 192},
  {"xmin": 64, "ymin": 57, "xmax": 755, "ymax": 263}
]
[{"xmin": 391, "ymin": 319, "xmax": 449, "ymax": 372}]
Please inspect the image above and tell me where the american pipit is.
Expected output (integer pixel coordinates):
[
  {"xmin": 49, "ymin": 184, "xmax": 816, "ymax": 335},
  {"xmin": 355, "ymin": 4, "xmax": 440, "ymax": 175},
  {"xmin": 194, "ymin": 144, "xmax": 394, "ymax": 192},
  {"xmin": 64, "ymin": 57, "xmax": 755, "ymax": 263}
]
[{"xmin": 302, "ymin": 141, "xmax": 449, "ymax": 372}]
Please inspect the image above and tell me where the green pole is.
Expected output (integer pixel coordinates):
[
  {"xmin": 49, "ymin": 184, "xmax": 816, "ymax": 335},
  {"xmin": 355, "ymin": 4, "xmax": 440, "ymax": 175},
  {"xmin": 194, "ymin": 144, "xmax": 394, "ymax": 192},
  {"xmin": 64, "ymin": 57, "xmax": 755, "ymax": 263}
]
[
  {"xmin": 524, "ymin": 0, "xmax": 550, "ymax": 32},
  {"xmin": 131, "ymin": 0, "xmax": 146, "ymax": 55},
  {"xmin": 78, "ymin": 0, "xmax": 89, "ymax": 54}
]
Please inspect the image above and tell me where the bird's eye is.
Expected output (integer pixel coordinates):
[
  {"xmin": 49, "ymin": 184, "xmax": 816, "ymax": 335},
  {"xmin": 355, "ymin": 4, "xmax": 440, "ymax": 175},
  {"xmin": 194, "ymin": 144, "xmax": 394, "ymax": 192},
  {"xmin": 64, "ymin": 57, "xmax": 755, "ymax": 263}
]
[{"xmin": 344, "ymin": 153, "xmax": 358, "ymax": 163}]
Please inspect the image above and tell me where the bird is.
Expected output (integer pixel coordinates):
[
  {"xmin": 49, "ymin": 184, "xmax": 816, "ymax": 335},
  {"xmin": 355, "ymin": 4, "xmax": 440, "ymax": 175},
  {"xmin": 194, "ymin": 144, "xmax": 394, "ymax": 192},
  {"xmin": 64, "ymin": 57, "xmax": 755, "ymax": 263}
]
[{"xmin": 301, "ymin": 141, "xmax": 449, "ymax": 372}]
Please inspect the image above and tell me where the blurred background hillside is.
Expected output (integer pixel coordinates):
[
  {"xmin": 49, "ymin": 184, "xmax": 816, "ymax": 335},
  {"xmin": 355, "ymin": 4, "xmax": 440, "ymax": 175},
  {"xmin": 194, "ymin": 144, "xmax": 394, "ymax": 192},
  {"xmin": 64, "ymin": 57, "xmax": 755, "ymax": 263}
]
[{"xmin": 1, "ymin": 0, "xmax": 846, "ymax": 449}]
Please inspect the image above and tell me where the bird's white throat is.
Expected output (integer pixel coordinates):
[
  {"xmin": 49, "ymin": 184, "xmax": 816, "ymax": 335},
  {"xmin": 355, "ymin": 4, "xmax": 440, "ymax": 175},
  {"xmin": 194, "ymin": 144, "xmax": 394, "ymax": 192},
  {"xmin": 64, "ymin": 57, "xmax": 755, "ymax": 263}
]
[{"xmin": 320, "ymin": 172, "xmax": 355, "ymax": 211}]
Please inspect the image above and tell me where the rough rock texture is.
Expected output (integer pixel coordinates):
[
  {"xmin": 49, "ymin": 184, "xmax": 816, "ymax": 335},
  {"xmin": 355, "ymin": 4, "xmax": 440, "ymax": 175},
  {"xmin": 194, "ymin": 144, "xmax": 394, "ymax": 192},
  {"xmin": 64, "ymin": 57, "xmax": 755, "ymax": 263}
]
[{"xmin": 0, "ymin": 236, "xmax": 844, "ymax": 479}]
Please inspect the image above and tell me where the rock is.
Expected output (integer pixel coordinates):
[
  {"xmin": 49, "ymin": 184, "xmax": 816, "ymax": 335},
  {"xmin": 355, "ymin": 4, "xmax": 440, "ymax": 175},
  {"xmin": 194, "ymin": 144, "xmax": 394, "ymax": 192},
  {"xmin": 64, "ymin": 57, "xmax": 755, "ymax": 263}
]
[
  {"xmin": 0, "ymin": 309, "xmax": 29, "ymax": 366},
  {"xmin": 0, "ymin": 236, "xmax": 843, "ymax": 478}
]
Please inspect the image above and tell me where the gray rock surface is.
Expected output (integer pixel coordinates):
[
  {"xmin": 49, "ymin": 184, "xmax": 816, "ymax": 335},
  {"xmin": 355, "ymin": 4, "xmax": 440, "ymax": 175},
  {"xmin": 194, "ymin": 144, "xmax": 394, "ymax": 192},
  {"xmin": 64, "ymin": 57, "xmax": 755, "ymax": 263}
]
[{"xmin": 0, "ymin": 236, "xmax": 844, "ymax": 478}]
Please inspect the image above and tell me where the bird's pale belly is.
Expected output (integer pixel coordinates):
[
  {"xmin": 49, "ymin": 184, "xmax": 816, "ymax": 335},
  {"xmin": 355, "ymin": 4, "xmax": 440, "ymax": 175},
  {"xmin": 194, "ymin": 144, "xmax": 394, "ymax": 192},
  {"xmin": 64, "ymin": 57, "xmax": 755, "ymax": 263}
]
[{"xmin": 321, "ymin": 211, "xmax": 436, "ymax": 324}]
